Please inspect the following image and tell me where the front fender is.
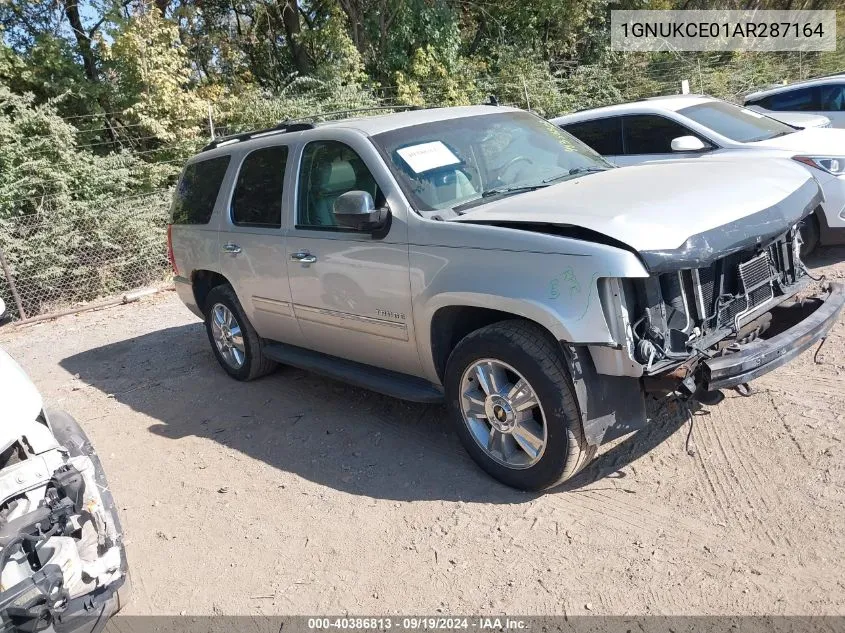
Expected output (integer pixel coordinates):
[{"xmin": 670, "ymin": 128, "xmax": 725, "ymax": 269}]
[{"xmin": 408, "ymin": 220, "xmax": 650, "ymax": 384}]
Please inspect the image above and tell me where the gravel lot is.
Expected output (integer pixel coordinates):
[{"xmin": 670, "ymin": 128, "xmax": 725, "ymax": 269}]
[{"xmin": 2, "ymin": 246, "xmax": 844, "ymax": 616}]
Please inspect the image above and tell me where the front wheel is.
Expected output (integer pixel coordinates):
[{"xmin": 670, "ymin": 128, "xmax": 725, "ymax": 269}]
[{"xmin": 444, "ymin": 320, "xmax": 595, "ymax": 490}]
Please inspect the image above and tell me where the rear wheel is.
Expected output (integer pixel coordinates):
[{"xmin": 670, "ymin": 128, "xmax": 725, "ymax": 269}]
[
  {"xmin": 204, "ymin": 284, "xmax": 276, "ymax": 381},
  {"xmin": 444, "ymin": 320, "xmax": 595, "ymax": 490}
]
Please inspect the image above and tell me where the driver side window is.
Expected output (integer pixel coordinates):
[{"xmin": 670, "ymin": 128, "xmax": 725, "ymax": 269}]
[{"xmin": 297, "ymin": 141, "xmax": 382, "ymax": 230}]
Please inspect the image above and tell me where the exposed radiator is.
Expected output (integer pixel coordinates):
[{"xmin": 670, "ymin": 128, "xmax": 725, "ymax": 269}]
[
  {"xmin": 717, "ymin": 253, "xmax": 775, "ymax": 328},
  {"xmin": 738, "ymin": 253, "xmax": 773, "ymax": 292},
  {"xmin": 692, "ymin": 266, "xmax": 716, "ymax": 321}
]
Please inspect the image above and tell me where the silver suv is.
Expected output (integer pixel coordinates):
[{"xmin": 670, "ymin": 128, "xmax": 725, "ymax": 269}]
[{"xmin": 168, "ymin": 105, "xmax": 844, "ymax": 490}]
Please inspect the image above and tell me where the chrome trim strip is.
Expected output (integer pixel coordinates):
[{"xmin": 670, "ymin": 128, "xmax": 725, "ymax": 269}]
[
  {"xmin": 253, "ymin": 297, "xmax": 294, "ymax": 317},
  {"xmin": 294, "ymin": 304, "xmax": 409, "ymax": 341}
]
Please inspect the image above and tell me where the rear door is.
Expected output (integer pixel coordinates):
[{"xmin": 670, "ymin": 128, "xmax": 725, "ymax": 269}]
[
  {"xmin": 617, "ymin": 114, "xmax": 710, "ymax": 166},
  {"xmin": 218, "ymin": 143, "xmax": 306, "ymax": 346},
  {"xmin": 561, "ymin": 116, "xmax": 623, "ymax": 163}
]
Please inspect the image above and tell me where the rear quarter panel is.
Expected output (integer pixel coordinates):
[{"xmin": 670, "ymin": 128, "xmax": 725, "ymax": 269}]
[{"xmin": 170, "ymin": 156, "xmax": 240, "ymax": 316}]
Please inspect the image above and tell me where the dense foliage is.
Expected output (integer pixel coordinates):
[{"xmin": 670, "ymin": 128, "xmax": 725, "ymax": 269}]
[{"xmin": 0, "ymin": 0, "xmax": 842, "ymax": 316}]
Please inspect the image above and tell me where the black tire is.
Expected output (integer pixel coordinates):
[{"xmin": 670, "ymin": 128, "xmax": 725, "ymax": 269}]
[
  {"xmin": 799, "ymin": 213, "xmax": 820, "ymax": 259},
  {"xmin": 204, "ymin": 284, "xmax": 276, "ymax": 381},
  {"xmin": 444, "ymin": 319, "xmax": 595, "ymax": 490}
]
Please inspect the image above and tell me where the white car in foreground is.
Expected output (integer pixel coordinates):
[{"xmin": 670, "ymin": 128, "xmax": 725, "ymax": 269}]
[
  {"xmin": 551, "ymin": 95, "xmax": 845, "ymax": 254},
  {"xmin": 0, "ymin": 299, "xmax": 128, "ymax": 632}
]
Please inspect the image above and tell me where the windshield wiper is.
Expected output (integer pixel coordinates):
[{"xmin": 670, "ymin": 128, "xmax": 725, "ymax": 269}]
[
  {"xmin": 749, "ymin": 131, "xmax": 793, "ymax": 142},
  {"xmin": 451, "ymin": 183, "xmax": 549, "ymax": 213},
  {"xmin": 453, "ymin": 166, "xmax": 609, "ymax": 213},
  {"xmin": 565, "ymin": 166, "xmax": 607, "ymax": 178},
  {"xmin": 481, "ymin": 183, "xmax": 550, "ymax": 198},
  {"xmin": 541, "ymin": 167, "xmax": 608, "ymax": 185}
]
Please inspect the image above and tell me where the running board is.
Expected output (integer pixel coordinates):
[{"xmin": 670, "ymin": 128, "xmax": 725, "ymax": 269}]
[{"xmin": 262, "ymin": 342, "xmax": 444, "ymax": 403}]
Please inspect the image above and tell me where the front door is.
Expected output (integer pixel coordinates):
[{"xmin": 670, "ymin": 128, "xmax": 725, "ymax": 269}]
[
  {"xmin": 218, "ymin": 143, "xmax": 305, "ymax": 346},
  {"xmin": 285, "ymin": 138, "xmax": 421, "ymax": 377}
]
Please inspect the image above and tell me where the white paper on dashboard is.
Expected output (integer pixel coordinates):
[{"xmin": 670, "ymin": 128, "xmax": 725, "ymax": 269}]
[{"xmin": 397, "ymin": 141, "xmax": 461, "ymax": 173}]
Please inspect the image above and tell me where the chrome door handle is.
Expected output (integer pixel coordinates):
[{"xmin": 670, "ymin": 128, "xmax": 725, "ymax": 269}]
[
  {"xmin": 290, "ymin": 251, "xmax": 317, "ymax": 264},
  {"xmin": 222, "ymin": 242, "xmax": 242, "ymax": 254}
]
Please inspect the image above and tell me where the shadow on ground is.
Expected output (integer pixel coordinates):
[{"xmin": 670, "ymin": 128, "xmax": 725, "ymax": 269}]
[
  {"xmin": 806, "ymin": 244, "xmax": 845, "ymax": 268},
  {"xmin": 61, "ymin": 323, "xmax": 690, "ymax": 503}
]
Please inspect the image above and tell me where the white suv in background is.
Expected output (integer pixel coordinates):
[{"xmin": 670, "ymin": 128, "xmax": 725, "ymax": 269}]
[
  {"xmin": 551, "ymin": 95, "xmax": 845, "ymax": 255},
  {"xmin": 744, "ymin": 74, "xmax": 845, "ymax": 129}
]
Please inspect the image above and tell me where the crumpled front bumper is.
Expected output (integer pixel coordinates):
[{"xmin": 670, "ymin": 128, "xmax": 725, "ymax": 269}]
[
  {"xmin": 43, "ymin": 409, "xmax": 130, "ymax": 633},
  {"xmin": 703, "ymin": 282, "xmax": 844, "ymax": 390}
]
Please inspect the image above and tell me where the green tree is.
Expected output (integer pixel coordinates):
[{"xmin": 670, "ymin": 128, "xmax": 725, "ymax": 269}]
[{"xmin": 105, "ymin": 3, "xmax": 207, "ymax": 146}]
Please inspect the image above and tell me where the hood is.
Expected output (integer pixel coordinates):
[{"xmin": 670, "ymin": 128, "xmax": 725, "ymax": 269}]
[
  {"xmin": 0, "ymin": 347, "xmax": 43, "ymax": 428},
  {"xmin": 454, "ymin": 158, "xmax": 819, "ymax": 255},
  {"xmin": 750, "ymin": 127, "xmax": 845, "ymax": 153}
]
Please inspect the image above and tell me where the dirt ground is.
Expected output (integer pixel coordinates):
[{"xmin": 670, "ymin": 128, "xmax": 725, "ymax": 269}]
[{"xmin": 2, "ymin": 246, "xmax": 844, "ymax": 616}]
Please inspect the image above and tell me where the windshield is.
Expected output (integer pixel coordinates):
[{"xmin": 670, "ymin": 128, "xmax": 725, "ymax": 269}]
[
  {"xmin": 678, "ymin": 101, "xmax": 796, "ymax": 143},
  {"xmin": 371, "ymin": 111, "xmax": 612, "ymax": 213}
]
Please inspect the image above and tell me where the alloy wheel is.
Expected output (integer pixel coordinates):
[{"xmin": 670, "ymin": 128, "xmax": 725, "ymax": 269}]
[
  {"xmin": 210, "ymin": 303, "xmax": 246, "ymax": 369},
  {"xmin": 458, "ymin": 359, "xmax": 548, "ymax": 469}
]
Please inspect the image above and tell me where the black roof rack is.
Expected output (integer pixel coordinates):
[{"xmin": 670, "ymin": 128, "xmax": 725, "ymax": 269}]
[
  {"xmin": 199, "ymin": 105, "xmax": 429, "ymax": 153},
  {"xmin": 201, "ymin": 121, "xmax": 315, "ymax": 152}
]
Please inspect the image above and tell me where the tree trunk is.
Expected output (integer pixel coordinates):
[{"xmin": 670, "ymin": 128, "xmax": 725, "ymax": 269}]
[
  {"xmin": 337, "ymin": 0, "xmax": 366, "ymax": 56},
  {"xmin": 62, "ymin": 0, "xmax": 98, "ymax": 84},
  {"xmin": 62, "ymin": 0, "xmax": 118, "ymax": 144},
  {"xmin": 154, "ymin": 0, "xmax": 169, "ymax": 16},
  {"xmin": 279, "ymin": 0, "xmax": 312, "ymax": 75}
]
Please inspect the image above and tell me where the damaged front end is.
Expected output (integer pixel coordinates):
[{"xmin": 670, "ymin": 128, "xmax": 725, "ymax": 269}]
[
  {"xmin": 0, "ymin": 409, "xmax": 128, "ymax": 633},
  {"xmin": 626, "ymin": 222, "xmax": 844, "ymax": 397}
]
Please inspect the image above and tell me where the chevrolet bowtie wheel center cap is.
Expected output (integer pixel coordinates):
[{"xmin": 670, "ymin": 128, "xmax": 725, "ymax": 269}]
[{"xmin": 485, "ymin": 395, "xmax": 515, "ymax": 433}]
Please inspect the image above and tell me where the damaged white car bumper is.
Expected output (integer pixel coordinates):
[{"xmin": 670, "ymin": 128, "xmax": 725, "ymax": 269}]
[{"xmin": 0, "ymin": 347, "xmax": 128, "ymax": 633}]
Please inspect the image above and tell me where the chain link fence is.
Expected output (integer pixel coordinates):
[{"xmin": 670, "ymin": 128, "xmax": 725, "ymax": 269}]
[
  {"xmin": 0, "ymin": 191, "xmax": 172, "ymax": 321},
  {"xmin": 1, "ymin": 51, "xmax": 844, "ymax": 322}
]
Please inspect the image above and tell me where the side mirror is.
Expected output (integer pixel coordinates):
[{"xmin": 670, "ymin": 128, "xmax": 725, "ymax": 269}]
[
  {"xmin": 671, "ymin": 136, "xmax": 708, "ymax": 152},
  {"xmin": 0, "ymin": 298, "xmax": 5, "ymax": 320},
  {"xmin": 333, "ymin": 191, "xmax": 390, "ymax": 232}
]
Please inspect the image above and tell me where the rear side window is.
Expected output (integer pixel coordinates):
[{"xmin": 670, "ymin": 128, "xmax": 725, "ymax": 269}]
[
  {"xmin": 622, "ymin": 115, "xmax": 698, "ymax": 154},
  {"xmin": 171, "ymin": 156, "xmax": 230, "ymax": 225},
  {"xmin": 819, "ymin": 84, "xmax": 845, "ymax": 112},
  {"xmin": 759, "ymin": 87, "xmax": 819, "ymax": 112},
  {"xmin": 562, "ymin": 118, "xmax": 623, "ymax": 155},
  {"xmin": 231, "ymin": 146, "xmax": 288, "ymax": 228}
]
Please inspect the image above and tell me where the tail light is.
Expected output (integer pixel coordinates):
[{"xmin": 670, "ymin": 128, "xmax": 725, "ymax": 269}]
[{"xmin": 167, "ymin": 225, "xmax": 179, "ymax": 276}]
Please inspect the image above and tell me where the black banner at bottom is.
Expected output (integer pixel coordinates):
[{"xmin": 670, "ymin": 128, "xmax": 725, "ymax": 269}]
[{"xmin": 61, "ymin": 616, "xmax": 845, "ymax": 633}]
